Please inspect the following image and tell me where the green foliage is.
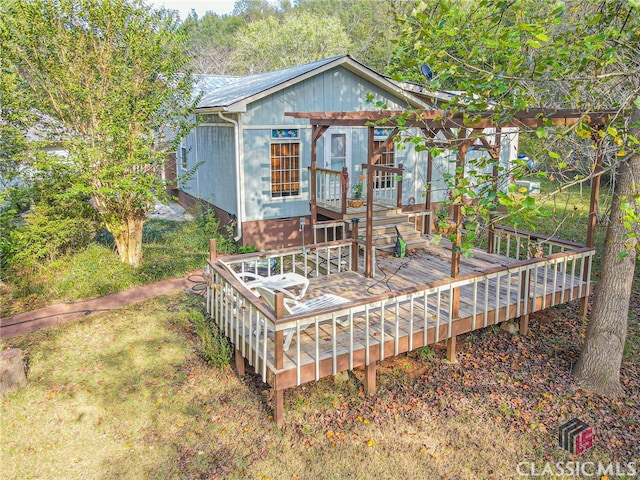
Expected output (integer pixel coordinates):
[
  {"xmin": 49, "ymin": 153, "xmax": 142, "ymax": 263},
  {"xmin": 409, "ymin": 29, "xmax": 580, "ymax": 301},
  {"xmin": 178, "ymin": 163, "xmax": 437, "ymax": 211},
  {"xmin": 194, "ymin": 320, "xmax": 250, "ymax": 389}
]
[
  {"xmin": 192, "ymin": 208, "xmax": 238, "ymax": 254},
  {"xmin": 2, "ymin": 0, "xmax": 199, "ymax": 266},
  {"xmin": 231, "ymin": 11, "xmax": 350, "ymax": 73},
  {"xmin": 189, "ymin": 308, "xmax": 232, "ymax": 368},
  {"xmin": 1, "ymin": 217, "xmax": 227, "ymax": 316}
]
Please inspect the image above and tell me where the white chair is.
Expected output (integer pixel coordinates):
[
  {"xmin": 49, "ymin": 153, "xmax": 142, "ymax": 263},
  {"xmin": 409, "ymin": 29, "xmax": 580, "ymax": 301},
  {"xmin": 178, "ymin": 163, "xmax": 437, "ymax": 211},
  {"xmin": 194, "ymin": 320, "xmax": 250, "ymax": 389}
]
[
  {"xmin": 218, "ymin": 260, "xmax": 309, "ymax": 300},
  {"xmin": 256, "ymin": 286, "xmax": 350, "ymax": 350}
]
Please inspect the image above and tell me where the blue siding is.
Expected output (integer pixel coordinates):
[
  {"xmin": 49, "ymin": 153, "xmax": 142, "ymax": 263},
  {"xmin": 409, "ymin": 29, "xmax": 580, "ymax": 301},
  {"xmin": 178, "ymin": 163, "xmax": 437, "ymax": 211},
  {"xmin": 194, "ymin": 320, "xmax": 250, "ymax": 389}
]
[
  {"xmin": 181, "ymin": 124, "xmax": 237, "ymax": 214},
  {"xmin": 184, "ymin": 63, "xmax": 518, "ymax": 223},
  {"xmin": 240, "ymin": 66, "xmax": 417, "ymax": 221}
]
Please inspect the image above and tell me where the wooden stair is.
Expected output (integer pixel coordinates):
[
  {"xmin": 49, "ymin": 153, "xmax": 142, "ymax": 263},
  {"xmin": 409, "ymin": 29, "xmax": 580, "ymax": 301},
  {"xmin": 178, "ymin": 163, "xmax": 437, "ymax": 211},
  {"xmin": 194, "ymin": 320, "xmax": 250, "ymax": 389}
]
[{"xmin": 345, "ymin": 205, "xmax": 429, "ymax": 254}]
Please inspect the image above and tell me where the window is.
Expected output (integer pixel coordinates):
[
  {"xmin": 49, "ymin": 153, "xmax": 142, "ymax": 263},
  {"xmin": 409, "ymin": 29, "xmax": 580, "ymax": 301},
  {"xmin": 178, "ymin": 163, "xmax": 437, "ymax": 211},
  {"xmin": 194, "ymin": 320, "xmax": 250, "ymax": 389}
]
[
  {"xmin": 180, "ymin": 146, "xmax": 187, "ymax": 169},
  {"xmin": 271, "ymin": 142, "xmax": 300, "ymax": 197},
  {"xmin": 329, "ymin": 133, "xmax": 347, "ymax": 170},
  {"xmin": 373, "ymin": 140, "xmax": 394, "ymax": 189}
]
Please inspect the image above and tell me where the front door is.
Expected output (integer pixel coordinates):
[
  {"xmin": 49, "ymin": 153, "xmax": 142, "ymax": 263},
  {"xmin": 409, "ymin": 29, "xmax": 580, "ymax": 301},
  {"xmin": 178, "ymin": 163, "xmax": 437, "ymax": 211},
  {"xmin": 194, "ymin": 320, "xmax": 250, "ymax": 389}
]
[{"xmin": 324, "ymin": 128, "xmax": 352, "ymax": 200}]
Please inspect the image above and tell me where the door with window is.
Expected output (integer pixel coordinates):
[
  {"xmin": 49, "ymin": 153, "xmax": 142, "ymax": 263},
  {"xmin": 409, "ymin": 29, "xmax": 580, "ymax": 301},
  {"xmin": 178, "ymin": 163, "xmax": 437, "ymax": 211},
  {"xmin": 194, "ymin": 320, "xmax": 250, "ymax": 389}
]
[{"xmin": 323, "ymin": 128, "xmax": 352, "ymax": 201}]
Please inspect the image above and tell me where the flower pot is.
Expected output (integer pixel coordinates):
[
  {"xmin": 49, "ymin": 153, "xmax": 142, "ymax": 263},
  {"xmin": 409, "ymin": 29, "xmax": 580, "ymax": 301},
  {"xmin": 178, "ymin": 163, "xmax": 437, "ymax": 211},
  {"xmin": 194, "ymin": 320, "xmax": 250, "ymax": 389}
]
[{"xmin": 348, "ymin": 198, "xmax": 364, "ymax": 208}]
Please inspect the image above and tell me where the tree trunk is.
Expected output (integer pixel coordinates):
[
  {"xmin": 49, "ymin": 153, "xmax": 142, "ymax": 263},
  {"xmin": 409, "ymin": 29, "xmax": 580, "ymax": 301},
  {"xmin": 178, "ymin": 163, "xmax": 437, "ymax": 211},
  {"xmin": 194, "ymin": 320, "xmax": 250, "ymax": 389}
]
[
  {"xmin": 111, "ymin": 216, "xmax": 145, "ymax": 268},
  {"xmin": 573, "ymin": 150, "xmax": 640, "ymax": 396}
]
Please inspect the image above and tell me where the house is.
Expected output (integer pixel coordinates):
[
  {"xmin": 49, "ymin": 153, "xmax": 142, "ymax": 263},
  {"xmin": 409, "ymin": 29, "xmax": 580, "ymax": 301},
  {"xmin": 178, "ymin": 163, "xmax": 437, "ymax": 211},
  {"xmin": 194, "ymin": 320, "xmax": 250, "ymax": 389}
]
[{"xmin": 173, "ymin": 55, "xmax": 519, "ymax": 249}]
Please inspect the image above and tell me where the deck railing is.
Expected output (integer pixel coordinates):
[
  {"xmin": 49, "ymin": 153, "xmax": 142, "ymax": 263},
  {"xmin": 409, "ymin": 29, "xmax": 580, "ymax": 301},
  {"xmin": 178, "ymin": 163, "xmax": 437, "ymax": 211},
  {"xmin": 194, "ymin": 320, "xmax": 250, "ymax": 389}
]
[
  {"xmin": 312, "ymin": 219, "xmax": 349, "ymax": 244},
  {"xmin": 492, "ymin": 225, "xmax": 585, "ymax": 260},
  {"xmin": 314, "ymin": 167, "xmax": 349, "ymax": 213},
  {"xmin": 205, "ymin": 238, "xmax": 594, "ymax": 388},
  {"xmin": 406, "ymin": 209, "xmax": 432, "ymax": 235},
  {"xmin": 363, "ymin": 163, "xmax": 403, "ymax": 208}
]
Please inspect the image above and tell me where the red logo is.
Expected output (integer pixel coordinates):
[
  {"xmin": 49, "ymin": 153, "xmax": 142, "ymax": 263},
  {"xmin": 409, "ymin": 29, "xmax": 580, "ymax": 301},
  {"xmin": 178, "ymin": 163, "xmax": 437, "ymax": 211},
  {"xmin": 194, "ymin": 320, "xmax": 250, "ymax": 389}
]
[{"xmin": 559, "ymin": 418, "xmax": 594, "ymax": 454}]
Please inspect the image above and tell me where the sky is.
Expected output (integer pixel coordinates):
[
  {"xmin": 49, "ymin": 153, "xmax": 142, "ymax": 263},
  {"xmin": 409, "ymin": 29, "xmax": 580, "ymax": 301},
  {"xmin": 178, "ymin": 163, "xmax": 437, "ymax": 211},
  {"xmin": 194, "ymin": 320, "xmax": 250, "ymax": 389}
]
[{"xmin": 154, "ymin": 0, "xmax": 237, "ymax": 20}]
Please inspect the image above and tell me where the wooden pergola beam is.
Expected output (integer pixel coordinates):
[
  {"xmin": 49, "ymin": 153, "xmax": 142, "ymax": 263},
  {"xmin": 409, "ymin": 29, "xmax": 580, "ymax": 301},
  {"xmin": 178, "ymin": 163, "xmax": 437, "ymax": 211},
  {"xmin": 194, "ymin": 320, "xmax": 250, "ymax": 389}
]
[{"xmin": 286, "ymin": 109, "xmax": 617, "ymax": 129}]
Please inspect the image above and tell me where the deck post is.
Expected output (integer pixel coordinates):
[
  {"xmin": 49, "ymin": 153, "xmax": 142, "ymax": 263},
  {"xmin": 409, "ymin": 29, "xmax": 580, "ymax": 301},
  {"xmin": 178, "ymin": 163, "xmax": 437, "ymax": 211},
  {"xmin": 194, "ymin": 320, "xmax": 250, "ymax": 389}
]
[
  {"xmin": 274, "ymin": 292, "xmax": 285, "ymax": 370},
  {"xmin": 518, "ymin": 270, "xmax": 531, "ymax": 336},
  {"xmin": 519, "ymin": 315, "xmax": 530, "ymax": 336},
  {"xmin": 209, "ymin": 239, "xmax": 217, "ymax": 262},
  {"xmin": 450, "ymin": 135, "xmax": 472, "ymax": 319},
  {"xmin": 341, "ymin": 166, "xmax": 349, "ymax": 215},
  {"xmin": 274, "ymin": 376, "xmax": 284, "ymax": 428},
  {"xmin": 351, "ymin": 218, "xmax": 360, "ymax": 273},
  {"xmin": 396, "ymin": 163, "xmax": 404, "ymax": 208},
  {"xmin": 446, "ymin": 335, "xmax": 458, "ymax": 363},
  {"xmin": 364, "ymin": 361, "xmax": 377, "ymax": 395},
  {"xmin": 234, "ymin": 348, "xmax": 245, "ymax": 375},
  {"xmin": 580, "ymin": 134, "xmax": 603, "ymax": 317}
]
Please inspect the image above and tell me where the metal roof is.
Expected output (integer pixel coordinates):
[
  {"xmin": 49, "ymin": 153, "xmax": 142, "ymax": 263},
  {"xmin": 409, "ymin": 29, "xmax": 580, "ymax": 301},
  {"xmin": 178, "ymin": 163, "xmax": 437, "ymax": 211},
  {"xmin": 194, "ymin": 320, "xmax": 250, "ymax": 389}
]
[{"xmin": 196, "ymin": 56, "xmax": 346, "ymax": 110}]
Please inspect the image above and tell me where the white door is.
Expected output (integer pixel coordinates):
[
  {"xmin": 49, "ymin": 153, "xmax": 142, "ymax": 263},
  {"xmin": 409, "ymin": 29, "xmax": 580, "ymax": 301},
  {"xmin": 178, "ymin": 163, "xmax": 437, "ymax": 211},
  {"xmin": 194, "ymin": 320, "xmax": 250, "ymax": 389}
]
[{"xmin": 324, "ymin": 128, "xmax": 352, "ymax": 200}]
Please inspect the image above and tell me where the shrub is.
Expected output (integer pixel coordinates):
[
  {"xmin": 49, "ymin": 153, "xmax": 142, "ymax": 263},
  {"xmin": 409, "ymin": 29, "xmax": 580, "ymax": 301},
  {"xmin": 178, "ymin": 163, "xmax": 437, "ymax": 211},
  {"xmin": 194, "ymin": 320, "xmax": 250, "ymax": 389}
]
[{"xmin": 188, "ymin": 309, "xmax": 232, "ymax": 368}]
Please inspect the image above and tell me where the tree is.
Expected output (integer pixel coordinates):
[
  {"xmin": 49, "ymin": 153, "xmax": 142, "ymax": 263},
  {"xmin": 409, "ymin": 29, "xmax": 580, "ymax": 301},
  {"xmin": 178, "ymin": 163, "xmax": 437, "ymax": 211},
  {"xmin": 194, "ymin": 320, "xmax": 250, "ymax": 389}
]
[
  {"xmin": 295, "ymin": 0, "xmax": 415, "ymax": 72},
  {"xmin": 3, "ymin": 0, "xmax": 198, "ymax": 267},
  {"xmin": 394, "ymin": 0, "xmax": 640, "ymax": 396},
  {"xmin": 181, "ymin": 11, "xmax": 244, "ymax": 74},
  {"xmin": 231, "ymin": 11, "xmax": 351, "ymax": 73}
]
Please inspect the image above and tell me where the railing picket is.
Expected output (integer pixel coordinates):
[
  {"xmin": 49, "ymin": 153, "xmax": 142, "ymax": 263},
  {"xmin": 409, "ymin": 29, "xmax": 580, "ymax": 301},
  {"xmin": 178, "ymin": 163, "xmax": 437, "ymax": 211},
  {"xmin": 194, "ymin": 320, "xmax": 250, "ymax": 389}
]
[
  {"xmin": 435, "ymin": 289, "xmax": 442, "ymax": 342},
  {"xmin": 394, "ymin": 300, "xmax": 400, "ymax": 356},
  {"xmin": 349, "ymin": 311, "xmax": 354, "ymax": 371},
  {"xmin": 494, "ymin": 272, "xmax": 501, "ymax": 324},
  {"xmin": 365, "ymin": 304, "xmax": 370, "ymax": 366},
  {"xmin": 569, "ymin": 255, "xmax": 576, "ymax": 301},
  {"xmin": 551, "ymin": 259, "xmax": 558, "ymax": 306},
  {"xmin": 296, "ymin": 322, "xmax": 301, "ymax": 386},
  {"xmin": 315, "ymin": 320, "xmax": 320, "ymax": 381},
  {"xmin": 332, "ymin": 315, "xmax": 337, "ymax": 375},
  {"xmin": 380, "ymin": 300, "xmax": 386, "ymax": 361},
  {"xmin": 409, "ymin": 296, "xmax": 415, "ymax": 351},
  {"xmin": 423, "ymin": 291, "xmax": 429, "ymax": 346}
]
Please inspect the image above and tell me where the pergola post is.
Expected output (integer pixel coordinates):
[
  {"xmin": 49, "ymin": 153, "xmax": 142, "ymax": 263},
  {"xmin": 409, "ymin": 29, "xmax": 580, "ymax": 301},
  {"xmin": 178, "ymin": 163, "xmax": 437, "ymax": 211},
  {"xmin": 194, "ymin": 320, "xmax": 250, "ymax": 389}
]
[
  {"xmin": 485, "ymin": 129, "xmax": 502, "ymax": 254},
  {"xmin": 309, "ymin": 125, "xmax": 329, "ymax": 228},
  {"xmin": 365, "ymin": 126, "xmax": 375, "ymax": 278},
  {"xmin": 425, "ymin": 150, "xmax": 433, "ymax": 235},
  {"xmin": 580, "ymin": 134, "xmax": 604, "ymax": 317}
]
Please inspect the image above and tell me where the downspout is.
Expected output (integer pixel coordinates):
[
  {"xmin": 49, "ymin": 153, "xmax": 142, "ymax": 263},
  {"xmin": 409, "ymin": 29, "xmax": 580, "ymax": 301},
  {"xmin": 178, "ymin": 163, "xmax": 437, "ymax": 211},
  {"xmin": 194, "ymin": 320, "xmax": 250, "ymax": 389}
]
[{"xmin": 218, "ymin": 112, "xmax": 243, "ymax": 242}]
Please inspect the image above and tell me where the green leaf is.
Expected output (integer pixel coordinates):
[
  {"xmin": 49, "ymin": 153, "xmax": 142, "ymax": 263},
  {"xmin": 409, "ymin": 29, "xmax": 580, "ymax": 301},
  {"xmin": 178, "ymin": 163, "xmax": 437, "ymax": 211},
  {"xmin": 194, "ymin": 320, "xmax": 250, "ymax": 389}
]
[
  {"xmin": 618, "ymin": 251, "xmax": 629, "ymax": 259},
  {"xmin": 535, "ymin": 128, "xmax": 548, "ymax": 139}
]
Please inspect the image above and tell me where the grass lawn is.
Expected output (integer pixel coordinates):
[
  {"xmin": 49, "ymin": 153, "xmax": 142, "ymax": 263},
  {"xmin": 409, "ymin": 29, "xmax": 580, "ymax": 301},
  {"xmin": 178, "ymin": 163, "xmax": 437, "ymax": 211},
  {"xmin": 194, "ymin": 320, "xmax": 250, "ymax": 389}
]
[{"xmin": 2, "ymin": 290, "xmax": 639, "ymax": 479}]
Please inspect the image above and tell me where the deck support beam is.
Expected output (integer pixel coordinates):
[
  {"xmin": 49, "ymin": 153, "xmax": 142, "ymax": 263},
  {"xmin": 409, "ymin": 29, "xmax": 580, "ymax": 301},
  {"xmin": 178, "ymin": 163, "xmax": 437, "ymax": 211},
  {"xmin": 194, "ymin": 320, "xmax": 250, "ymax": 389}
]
[
  {"xmin": 234, "ymin": 348, "xmax": 245, "ymax": 375},
  {"xmin": 446, "ymin": 336, "xmax": 458, "ymax": 363},
  {"xmin": 273, "ymin": 380, "xmax": 284, "ymax": 428},
  {"xmin": 364, "ymin": 361, "xmax": 377, "ymax": 394},
  {"xmin": 519, "ymin": 315, "xmax": 530, "ymax": 336}
]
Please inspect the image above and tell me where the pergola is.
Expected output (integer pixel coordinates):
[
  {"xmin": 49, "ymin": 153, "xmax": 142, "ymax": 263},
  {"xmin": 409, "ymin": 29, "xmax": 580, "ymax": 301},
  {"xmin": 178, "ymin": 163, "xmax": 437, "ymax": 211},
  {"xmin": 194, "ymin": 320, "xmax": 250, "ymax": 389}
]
[{"xmin": 286, "ymin": 108, "xmax": 616, "ymax": 315}]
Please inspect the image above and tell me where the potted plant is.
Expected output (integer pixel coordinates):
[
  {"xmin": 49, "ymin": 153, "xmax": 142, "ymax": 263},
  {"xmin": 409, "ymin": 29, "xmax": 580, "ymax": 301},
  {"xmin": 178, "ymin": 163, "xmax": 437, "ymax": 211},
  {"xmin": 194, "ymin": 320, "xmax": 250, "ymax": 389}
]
[
  {"xmin": 348, "ymin": 176, "xmax": 365, "ymax": 208},
  {"xmin": 434, "ymin": 205, "xmax": 456, "ymax": 233}
]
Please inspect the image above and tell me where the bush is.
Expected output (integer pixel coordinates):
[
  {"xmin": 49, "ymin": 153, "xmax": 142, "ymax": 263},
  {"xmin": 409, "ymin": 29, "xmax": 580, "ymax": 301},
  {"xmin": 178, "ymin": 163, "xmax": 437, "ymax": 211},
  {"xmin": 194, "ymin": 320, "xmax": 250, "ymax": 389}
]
[{"xmin": 188, "ymin": 309, "xmax": 232, "ymax": 368}]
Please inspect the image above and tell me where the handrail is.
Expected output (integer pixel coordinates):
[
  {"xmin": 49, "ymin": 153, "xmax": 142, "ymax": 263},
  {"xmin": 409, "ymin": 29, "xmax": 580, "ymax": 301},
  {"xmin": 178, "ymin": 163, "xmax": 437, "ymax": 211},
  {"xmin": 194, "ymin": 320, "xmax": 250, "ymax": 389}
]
[
  {"xmin": 267, "ymin": 246, "xmax": 595, "ymax": 328},
  {"xmin": 494, "ymin": 225, "xmax": 586, "ymax": 249}
]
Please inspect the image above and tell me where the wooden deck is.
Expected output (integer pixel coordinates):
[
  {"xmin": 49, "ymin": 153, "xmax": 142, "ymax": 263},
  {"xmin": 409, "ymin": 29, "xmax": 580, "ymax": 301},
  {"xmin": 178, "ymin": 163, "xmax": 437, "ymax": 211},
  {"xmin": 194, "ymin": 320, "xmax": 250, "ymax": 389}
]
[{"xmin": 205, "ymin": 227, "xmax": 594, "ymax": 425}]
